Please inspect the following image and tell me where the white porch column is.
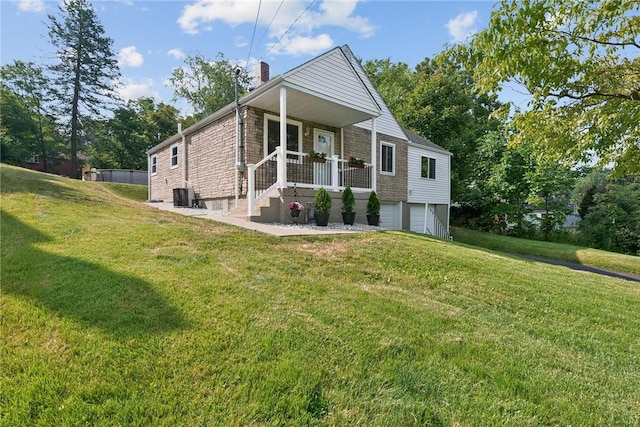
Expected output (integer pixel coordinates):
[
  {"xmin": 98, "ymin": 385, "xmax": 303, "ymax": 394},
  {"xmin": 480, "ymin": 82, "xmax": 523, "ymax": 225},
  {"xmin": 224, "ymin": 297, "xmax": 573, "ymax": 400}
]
[
  {"xmin": 247, "ymin": 163, "xmax": 255, "ymax": 216},
  {"xmin": 330, "ymin": 155, "xmax": 340, "ymax": 191},
  {"xmin": 278, "ymin": 86, "xmax": 287, "ymax": 188},
  {"xmin": 370, "ymin": 117, "xmax": 377, "ymax": 192}
]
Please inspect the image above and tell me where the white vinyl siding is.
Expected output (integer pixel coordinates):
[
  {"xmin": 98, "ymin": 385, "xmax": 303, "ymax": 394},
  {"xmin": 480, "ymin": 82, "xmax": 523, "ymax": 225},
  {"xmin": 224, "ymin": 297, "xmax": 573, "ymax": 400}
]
[
  {"xmin": 342, "ymin": 47, "xmax": 408, "ymax": 140},
  {"xmin": 407, "ymin": 145, "xmax": 450, "ymax": 204},
  {"xmin": 170, "ymin": 143, "xmax": 179, "ymax": 169},
  {"xmin": 285, "ymin": 49, "xmax": 379, "ymax": 116}
]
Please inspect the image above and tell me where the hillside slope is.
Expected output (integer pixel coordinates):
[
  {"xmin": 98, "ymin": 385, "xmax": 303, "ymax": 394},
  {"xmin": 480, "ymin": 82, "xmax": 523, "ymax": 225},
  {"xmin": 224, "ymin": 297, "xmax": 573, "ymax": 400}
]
[{"xmin": 2, "ymin": 164, "xmax": 639, "ymax": 426}]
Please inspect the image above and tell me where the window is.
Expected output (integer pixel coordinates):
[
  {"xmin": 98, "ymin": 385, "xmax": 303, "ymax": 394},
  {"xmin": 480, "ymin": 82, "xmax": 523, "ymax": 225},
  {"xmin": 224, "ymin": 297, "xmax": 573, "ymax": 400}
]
[
  {"xmin": 264, "ymin": 114, "xmax": 302, "ymax": 161},
  {"xmin": 151, "ymin": 154, "xmax": 157, "ymax": 175},
  {"xmin": 170, "ymin": 144, "xmax": 179, "ymax": 169},
  {"xmin": 380, "ymin": 142, "xmax": 395, "ymax": 175},
  {"xmin": 421, "ymin": 156, "xmax": 436, "ymax": 179}
]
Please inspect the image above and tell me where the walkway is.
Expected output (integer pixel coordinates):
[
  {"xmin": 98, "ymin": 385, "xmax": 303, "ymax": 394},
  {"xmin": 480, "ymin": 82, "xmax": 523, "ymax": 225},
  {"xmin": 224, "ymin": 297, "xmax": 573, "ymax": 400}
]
[
  {"xmin": 510, "ymin": 253, "xmax": 640, "ymax": 283},
  {"xmin": 146, "ymin": 203, "xmax": 379, "ymax": 237}
]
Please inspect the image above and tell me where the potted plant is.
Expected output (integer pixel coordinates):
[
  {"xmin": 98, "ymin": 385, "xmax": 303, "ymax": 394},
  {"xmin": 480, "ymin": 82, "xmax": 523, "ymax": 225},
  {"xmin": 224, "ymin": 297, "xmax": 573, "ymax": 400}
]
[
  {"xmin": 341, "ymin": 187, "xmax": 356, "ymax": 225},
  {"xmin": 366, "ymin": 191, "xmax": 380, "ymax": 226},
  {"xmin": 314, "ymin": 187, "xmax": 332, "ymax": 226},
  {"xmin": 308, "ymin": 150, "xmax": 326, "ymax": 163},
  {"xmin": 348, "ymin": 155, "xmax": 365, "ymax": 168},
  {"xmin": 286, "ymin": 201, "xmax": 304, "ymax": 218}
]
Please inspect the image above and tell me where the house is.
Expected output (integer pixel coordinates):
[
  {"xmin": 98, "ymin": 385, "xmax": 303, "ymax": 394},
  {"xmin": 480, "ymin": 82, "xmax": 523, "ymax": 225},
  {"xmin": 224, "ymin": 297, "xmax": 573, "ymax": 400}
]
[{"xmin": 147, "ymin": 45, "xmax": 451, "ymax": 238}]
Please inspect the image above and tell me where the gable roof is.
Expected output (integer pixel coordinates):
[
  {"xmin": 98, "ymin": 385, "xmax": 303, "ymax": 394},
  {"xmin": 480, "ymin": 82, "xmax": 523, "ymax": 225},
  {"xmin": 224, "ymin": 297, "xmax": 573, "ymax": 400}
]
[{"xmin": 403, "ymin": 128, "xmax": 452, "ymax": 156}]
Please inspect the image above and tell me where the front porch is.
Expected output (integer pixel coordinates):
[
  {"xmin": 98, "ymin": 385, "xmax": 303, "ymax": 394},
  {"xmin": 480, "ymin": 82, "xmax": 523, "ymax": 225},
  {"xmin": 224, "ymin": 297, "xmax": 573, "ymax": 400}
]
[{"xmin": 247, "ymin": 148, "xmax": 375, "ymax": 216}]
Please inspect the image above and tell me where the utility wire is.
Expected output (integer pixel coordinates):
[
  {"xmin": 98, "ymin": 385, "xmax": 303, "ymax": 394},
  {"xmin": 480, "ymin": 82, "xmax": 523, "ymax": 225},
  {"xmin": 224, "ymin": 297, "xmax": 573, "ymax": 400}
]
[
  {"xmin": 245, "ymin": 0, "xmax": 262, "ymax": 69},
  {"xmin": 254, "ymin": 0, "xmax": 285, "ymax": 56},
  {"xmin": 257, "ymin": 0, "xmax": 316, "ymax": 63}
]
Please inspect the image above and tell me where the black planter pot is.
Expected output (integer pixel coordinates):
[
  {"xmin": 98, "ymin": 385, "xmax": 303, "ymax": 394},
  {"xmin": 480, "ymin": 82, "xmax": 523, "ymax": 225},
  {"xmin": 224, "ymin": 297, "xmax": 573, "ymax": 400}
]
[
  {"xmin": 342, "ymin": 212, "xmax": 356, "ymax": 225},
  {"xmin": 315, "ymin": 212, "xmax": 330, "ymax": 226},
  {"xmin": 366, "ymin": 214, "xmax": 380, "ymax": 226}
]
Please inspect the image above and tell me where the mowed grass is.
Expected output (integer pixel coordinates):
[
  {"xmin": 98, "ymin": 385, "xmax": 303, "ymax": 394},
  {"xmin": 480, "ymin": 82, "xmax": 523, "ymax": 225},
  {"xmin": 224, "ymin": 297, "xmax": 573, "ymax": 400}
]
[
  {"xmin": 451, "ymin": 227, "xmax": 640, "ymax": 276},
  {"xmin": 2, "ymin": 164, "xmax": 640, "ymax": 426}
]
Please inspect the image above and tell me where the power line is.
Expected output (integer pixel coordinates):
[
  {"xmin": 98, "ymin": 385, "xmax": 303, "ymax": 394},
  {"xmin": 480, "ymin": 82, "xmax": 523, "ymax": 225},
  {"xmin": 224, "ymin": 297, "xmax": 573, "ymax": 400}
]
[
  {"xmin": 257, "ymin": 0, "xmax": 316, "ymax": 63},
  {"xmin": 254, "ymin": 0, "xmax": 285, "ymax": 54},
  {"xmin": 245, "ymin": 0, "xmax": 262, "ymax": 68}
]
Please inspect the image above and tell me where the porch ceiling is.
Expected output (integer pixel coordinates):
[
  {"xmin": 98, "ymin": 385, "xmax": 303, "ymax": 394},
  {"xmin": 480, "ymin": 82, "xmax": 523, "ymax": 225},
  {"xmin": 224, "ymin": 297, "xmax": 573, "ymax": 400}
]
[{"xmin": 244, "ymin": 83, "xmax": 379, "ymax": 128}]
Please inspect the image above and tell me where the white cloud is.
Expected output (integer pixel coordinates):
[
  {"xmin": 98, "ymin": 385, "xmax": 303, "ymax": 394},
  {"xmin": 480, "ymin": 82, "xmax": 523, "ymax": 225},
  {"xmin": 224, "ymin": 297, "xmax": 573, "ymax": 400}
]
[
  {"xmin": 168, "ymin": 48, "xmax": 185, "ymax": 60},
  {"xmin": 118, "ymin": 46, "xmax": 144, "ymax": 67},
  {"xmin": 118, "ymin": 78, "xmax": 158, "ymax": 102},
  {"xmin": 177, "ymin": 0, "xmax": 374, "ymax": 56},
  {"xmin": 16, "ymin": 0, "xmax": 45, "ymax": 12},
  {"xmin": 446, "ymin": 11, "xmax": 478, "ymax": 43},
  {"xmin": 268, "ymin": 34, "xmax": 334, "ymax": 56},
  {"xmin": 235, "ymin": 36, "xmax": 248, "ymax": 49}
]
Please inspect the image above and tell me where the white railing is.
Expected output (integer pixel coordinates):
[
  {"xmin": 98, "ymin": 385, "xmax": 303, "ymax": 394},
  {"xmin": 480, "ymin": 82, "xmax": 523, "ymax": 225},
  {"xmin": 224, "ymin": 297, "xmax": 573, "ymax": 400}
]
[
  {"xmin": 248, "ymin": 148, "xmax": 374, "ymax": 216},
  {"xmin": 423, "ymin": 204, "xmax": 450, "ymax": 240}
]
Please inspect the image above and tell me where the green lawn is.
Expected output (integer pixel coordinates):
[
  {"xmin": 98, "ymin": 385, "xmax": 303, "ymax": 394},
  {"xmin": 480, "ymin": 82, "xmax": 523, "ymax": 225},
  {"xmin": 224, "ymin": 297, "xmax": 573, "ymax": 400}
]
[
  {"xmin": 451, "ymin": 227, "xmax": 640, "ymax": 276},
  {"xmin": 2, "ymin": 164, "xmax": 639, "ymax": 426}
]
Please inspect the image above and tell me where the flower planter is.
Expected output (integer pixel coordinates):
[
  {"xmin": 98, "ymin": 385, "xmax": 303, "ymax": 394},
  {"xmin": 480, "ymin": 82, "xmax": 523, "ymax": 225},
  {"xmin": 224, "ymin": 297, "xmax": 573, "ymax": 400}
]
[
  {"xmin": 314, "ymin": 213, "xmax": 330, "ymax": 226},
  {"xmin": 366, "ymin": 214, "xmax": 380, "ymax": 226},
  {"xmin": 348, "ymin": 162, "xmax": 365, "ymax": 169},
  {"xmin": 342, "ymin": 212, "xmax": 355, "ymax": 225},
  {"xmin": 309, "ymin": 157, "xmax": 326, "ymax": 163}
]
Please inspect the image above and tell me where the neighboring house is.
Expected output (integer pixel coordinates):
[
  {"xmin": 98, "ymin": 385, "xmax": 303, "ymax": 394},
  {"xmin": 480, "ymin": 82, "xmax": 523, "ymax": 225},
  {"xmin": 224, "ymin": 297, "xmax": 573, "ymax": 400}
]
[
  {"xmin": 147, "ymin": 45, "xmax": 451, "ymax": 238},
  {"xmin": 24, "ymin": 154, "xmax": 76, "ymax": 177}
]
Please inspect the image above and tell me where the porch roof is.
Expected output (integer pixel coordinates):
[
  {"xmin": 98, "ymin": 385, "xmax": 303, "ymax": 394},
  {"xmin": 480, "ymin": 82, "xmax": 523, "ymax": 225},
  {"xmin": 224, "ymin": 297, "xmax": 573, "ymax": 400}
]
[{"xmin": 241, "ymin": 46, "xmax": 382, "ymax": 128}]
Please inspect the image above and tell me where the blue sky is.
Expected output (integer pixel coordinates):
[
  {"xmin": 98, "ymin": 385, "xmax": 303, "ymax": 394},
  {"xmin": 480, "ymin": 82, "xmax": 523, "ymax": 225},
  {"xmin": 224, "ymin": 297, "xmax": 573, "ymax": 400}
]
[{"xmin": 1, "ymin": 0, "xmax": 507, "ymax": 115}]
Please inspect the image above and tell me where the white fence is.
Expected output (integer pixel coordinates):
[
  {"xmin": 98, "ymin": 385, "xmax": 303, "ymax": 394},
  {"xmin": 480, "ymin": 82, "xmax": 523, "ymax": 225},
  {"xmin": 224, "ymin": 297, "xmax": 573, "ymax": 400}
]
[{"xmin": 85, "ymin": 169, "xmax": 147, "ymax": 185}]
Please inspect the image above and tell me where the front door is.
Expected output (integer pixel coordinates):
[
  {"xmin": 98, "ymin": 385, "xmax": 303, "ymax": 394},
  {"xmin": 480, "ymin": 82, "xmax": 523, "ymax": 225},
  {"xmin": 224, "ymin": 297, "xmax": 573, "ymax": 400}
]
[{"xmin": 313, "ymin": 129, "xmax": 334, "ymax": 186}]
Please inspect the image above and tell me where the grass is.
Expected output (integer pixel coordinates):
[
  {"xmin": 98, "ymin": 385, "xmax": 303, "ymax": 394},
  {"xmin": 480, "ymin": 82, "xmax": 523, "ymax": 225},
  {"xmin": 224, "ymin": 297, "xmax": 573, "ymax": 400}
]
[
  {"xmin": 2, "ymin": 163, "xmax": 640, "ymax": 426},
  {"xmin": 451, "ymin": 227, "xmax": 640, "ymax": 276}
]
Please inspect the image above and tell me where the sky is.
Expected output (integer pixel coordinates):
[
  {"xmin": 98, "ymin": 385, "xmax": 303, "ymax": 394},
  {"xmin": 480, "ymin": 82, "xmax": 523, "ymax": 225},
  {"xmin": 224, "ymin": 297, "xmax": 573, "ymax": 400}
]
[{"xmin": 1, "ymin": 0, "xmax": 513, "ymax": 116}]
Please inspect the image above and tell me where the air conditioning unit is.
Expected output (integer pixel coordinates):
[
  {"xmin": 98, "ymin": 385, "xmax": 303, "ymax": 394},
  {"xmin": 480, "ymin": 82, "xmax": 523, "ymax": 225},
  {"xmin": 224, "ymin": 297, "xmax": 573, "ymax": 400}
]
[{"xmin": 172, "ymin": 188, "xmax": 189, "ymax": 207}]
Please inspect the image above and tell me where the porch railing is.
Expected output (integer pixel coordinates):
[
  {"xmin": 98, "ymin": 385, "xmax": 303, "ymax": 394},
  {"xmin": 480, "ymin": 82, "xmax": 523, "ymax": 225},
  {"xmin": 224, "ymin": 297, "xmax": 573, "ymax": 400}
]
[
  {"xmin": 424, "ymin": 204, "xmax": 450, "ymax": 240},
  {"xmin": 247, "ymin": 147, "xmax": 373, "ymax": 216}
]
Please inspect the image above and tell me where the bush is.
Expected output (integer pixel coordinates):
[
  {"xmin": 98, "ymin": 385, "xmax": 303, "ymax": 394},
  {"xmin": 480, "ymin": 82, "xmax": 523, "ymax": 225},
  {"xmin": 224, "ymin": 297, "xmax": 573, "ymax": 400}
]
[
  {"xmin": 314, "ymin": 187, "xmax": 332, "ymax": 214},
  {"xmin": 341, "ymin": 187, "xmax": 355, "ymax": 213},
  {"xmin": 366, "ymin": 191, "xmax": 380, "ymax": 215}
]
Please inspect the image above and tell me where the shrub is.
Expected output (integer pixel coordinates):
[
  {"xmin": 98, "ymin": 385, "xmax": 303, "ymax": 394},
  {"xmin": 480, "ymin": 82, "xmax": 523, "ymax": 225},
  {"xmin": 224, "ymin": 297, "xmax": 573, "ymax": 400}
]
[
  {"xmin": 366, "ymin": 191, "xmax": 380, "ymax": 215},
  {"xmin": 341, "ymin": 187, "xmax": 355, "ymax": 213},
  {"xmin": 314, "ymin": 187, "xmax": 332, "ymax": 214}
]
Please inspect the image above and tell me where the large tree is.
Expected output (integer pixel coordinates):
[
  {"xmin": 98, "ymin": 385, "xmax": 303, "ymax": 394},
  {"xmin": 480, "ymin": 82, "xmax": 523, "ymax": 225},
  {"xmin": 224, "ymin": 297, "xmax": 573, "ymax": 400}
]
[
  {"xmin": 0, "ymin": 61, "xmax": 64, "ymax": 170},
  {"xmin": 398, "ymin": 55, "xmax": 503, "ymax": 202},
  {"xmin": 466, "ymin": 0, "xmax": 639, "ymax": 177},
  {"xmin": 47, "ymin": 0, "xmax": 120, "ymax": 178},
  {"xmin": 169, "ymin": 53, "xmax": 250, "ymax": 119}
]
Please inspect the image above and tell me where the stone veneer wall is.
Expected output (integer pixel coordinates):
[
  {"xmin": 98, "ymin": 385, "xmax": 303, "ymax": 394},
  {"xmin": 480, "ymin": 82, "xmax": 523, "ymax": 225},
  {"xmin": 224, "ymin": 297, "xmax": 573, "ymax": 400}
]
[{"xmin": 342, "ymin": 125, "xmax": 408, "ymax": 203}]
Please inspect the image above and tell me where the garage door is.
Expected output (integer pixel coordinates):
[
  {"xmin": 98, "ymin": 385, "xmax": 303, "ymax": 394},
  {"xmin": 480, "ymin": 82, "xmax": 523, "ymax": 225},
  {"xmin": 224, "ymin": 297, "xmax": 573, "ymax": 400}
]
[
  {"xmin": 379, "ymin": 203, "xmax": 401, "ymax": 230},
  {"xmin": 410, "ymin": 204, "xmax": 426, "ymax": 234}
]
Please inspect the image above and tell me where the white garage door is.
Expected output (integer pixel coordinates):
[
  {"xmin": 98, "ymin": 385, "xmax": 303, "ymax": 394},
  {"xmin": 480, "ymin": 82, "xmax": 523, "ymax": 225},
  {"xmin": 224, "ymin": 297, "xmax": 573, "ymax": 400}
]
[
  {"xmin": 410, "ymin": 204, "xmax": 427, "ymax": 234},
  {"xmin": 379, "ymin": 203, "xmax": 402, "ymax": 230}
]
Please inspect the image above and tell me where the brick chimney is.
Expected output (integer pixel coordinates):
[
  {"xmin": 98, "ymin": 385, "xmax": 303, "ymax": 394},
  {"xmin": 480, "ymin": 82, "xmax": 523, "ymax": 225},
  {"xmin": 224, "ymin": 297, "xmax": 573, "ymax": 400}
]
[{"xmin": 256, "ymin": 61, "xmax": 269, "ymax": 87}]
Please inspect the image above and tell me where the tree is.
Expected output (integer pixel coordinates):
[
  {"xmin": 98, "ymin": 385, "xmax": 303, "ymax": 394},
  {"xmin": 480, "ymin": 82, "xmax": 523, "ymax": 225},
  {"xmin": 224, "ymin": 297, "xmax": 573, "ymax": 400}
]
[
  {"xmin": 364, "ymin": 59, "xmax": 415, "ymax": 115},
  {"xmin": 1, "ymin": 62, "xmax": 65, "ymax": 170},
  {"xmin": 47, "ymin": 0, "xmax": 120, "ymax": 178},
  {"xmin": 399, "ymin": 55, "xmax": 503, "ymax": 202},
  {"xmin": 526, "ymin": 160, "xmax": 575, "ymax": 241},
  {"xmin": 169, "ymin": 53, "xmax": 250, "ymax": 119},
  {"xmin": 86, "ymin": 98, "xmax": 181, "ymax": 169},
  {"xmin": 579, "ymin": 178, "xmax": 640, "ymax": 255},
  {"xmin": 466, "ymin": 0, "xmax": 640, "ymax": 177}
]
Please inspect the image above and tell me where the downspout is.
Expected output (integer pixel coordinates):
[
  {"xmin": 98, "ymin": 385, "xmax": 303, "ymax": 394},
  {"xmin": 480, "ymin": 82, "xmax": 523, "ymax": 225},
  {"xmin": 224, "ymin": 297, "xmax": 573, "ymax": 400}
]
[
  {"xmin": 234, "ymin": 67, "xmax": 245, "ymax": 208},
  {"xmin": 178, "ymin": 123, "xmax": 187, "ymax": 188},
  {"xmin": 147, "ymin": 153, "xmax": 151, "ymax": 201}
]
